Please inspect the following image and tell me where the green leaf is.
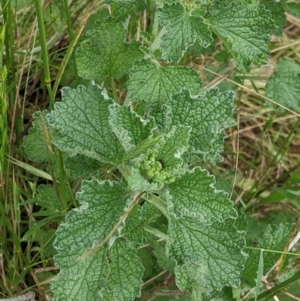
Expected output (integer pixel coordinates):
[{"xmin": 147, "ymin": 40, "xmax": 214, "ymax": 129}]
[
  {"xmin": 158, "ymin": 3, "xmax": 212, "ymax": 62},
  {"xmin": 242, "ymin": 223, "xmax": 294, "ymax": 286},
  {"xmin": 100, "ymin": 240, "xmax": 144, "ymax": 300},
  {"xmin": 121, "ymin": 136, "xmax": 161, "ymax": 163},
  {"xmin": 207, "ymin": 1, "xmax": 274, "ymax": 72},
  {"xmin": 166, "ymin": 169, "xmax": 246, "ymax": 292},
  {"xmin": 23, "ymin": 111, "xmax": 55, "ymax": 162},
  {"xmin": 202, "ymin": 287, "xmax": 234, "ymax": 301},
  {"xmin": 76, "ymin": 22, "xmax": 143, "ymax": 81},
  {"xmin": 168, "ymin": 216, "xmax": 246, "ymax": 292},
  {"xmin": 109, "ymin": 104, "xmax": 156, "ymax": 152},
  {"xmin": 263, "ymin": 0, "xmax": 286, "ymax": 36},
  {"xmin": 35, "ymin": 184, "xmax": 71, "ymax": 212},
  {"xmin": 46, "ymin": 84, "xmax": 125, "ymax": 165},
  {"xmin": 152, "ymin": 239, "xmax": 176, "ymax": 273},
  {"xmin": 65, "ymin": 154, "xmax": 105, "ymax": 179},
  {"xmin": 167, "ymin": 89, "xmax": 235, "ymax": 164},
  {"xmin": 52, "ymin": 179, "xmax": 134, "ymax": 300},
  {"xmin": 53, "ymin": 248, "xmax": 108, "ymax": 301},
  {"xmin": 167, "ymin": 168, "xmax": 236, "ymax": 223},
  {"xmin": 284, "ymin": 2, "xmax": 300, "ymax": 19},
  {"xmin": 122, "ymin": 202, "xmax": 161, "ymax": 244},
  {"xmin": 127, "ymin": 59, "xmax": 202, "ymax": 108},
  {"xmin": 156, "ymin": 126, "xmax": 191, "ymax": 172},
  {"xmin": 265, "ymin": 58, "xmax": 300, "ymax": 112}
]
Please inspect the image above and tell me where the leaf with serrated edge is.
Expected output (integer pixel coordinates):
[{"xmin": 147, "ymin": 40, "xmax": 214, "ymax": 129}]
[
  {"xmin": 242, "ymin": 223, "xmax": 295, "ymax": 286},
  {"xmin": 122, "ymin": 202, "xmax": 161, "ymax": 245},
  {"xmin": 65, "ymin": 154, "xmax": 105, "ymax": 179},
  {"xmin": 156, "ymin": 126, "xmax": 191, "ymax": 172},
  {"xmin": 52, "ymin": 179, "xmax": 135, "ymax": 300},
  {"xmin": 207, "ymin": 1, "xmax": 274, "ymax": 72},
  {"xmin": 46, "ymin": 84, "xmax": 125, "ymax": 165},
  {"xmin": 263, "ymin": 0, "xmax": 286, "ymax": 36},
  {"xmin": 76, "ymin": 23, "xmax": 143, "ymax": 81},
  {"xmin": 168, "ymin": 215, "xmax": 246, "ymax": 292},
  {"xmin": 168, "ymin": 89, "xmax": 235, "ymax": 164},
  {"xmin": 167, "ymin": 167, "xmax": 236, "ymax": 222},
  {"xmin": 100, "ymin": 240, "xmax": 144, "ymax": 300},
  {"xmin": 158, "ymin": 3, "xmax": 212, "ymax": 62},
  {"xmin": 109, "ymin": 104, "xmax": 156, "ymax": 151},
  {"xmin": 128, "ymin": 59, "xmax": 202, "ymax": 108},
  {"xmin": 266, "ymin": 58, "xmax": 300, "ymax": 112}
]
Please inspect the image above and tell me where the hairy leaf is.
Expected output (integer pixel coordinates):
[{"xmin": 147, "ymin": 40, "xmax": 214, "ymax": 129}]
[
  {"xmin": 122, "ymin": 202, "xmax": 161, "ymax": 244},
  {"xmin": 65, "ymin": 154, "xmax": 105, "ymax": 179},
  {"xmin": 166, "ymin": 167, "xmax": 246, "ymax": 292},
  {"xmin": 46, "ymin": 84, "xmax": 125, "ymax": 165},
  {"xmin": 100, "ymin": 240, "xmax": 144, "ymax": 300},
  {"xmin": 158, "ymin": 3, "xmax": 212, "ymax": 62},
  {"xmin": 263, "ymin": 0, "xmax": 286, "ymax": 36},
  {"xmin": 156, "ymin": 126, "xmax": 191, "ymax": 172},
  {"xmin": 207, "ymin": 1, "xmax": 274, "ymax": 71},
  {"xmin": 128, "ymin": 59, "xmax": 202, "ymax": 108},
  {"xmin": 265, "ymin": 58, "xmax": 300, "ymax": 112},
  {"xmin": 242, "ymin": 223, "xmax": 294, "ymax": 286},
  {"xmin": 167, "ymin": 167, "xmax": 236, "ymax": 222},
  {"xmin": 76, "ymin": 23, "xmax": 143, "ymax": 81},
  {"xmin": 109, "ymin": 104, "xmax": 156, "ymax": 151},
  {"xmin": 52, "ymin": 180, "xmax": 135, "ymax": 300},
  {"xmin": 168, "ymin": 216, "xmax": 246, "ymax": 292},
  {"xmin": 167, "ymin": 89, "xmax": 235, "ymax": 163}
]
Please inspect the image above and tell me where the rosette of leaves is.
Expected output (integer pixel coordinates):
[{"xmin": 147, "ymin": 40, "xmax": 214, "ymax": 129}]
[
  {"xmin": 45, "ymin": 81, "xmax": 246, "ymax": 300},
  {"xmin": 24, "ymin": 1, "xmax": 289, "ymax": 300}
]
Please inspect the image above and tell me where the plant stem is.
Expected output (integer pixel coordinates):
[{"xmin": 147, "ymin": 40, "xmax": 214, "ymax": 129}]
[
  {"xmin": 146, "ymin": 193, "xmax": 168, "ymax": 216},
  {"xmin": 34, "ymin": 0, "xmax": 54, "ymax": 109}
]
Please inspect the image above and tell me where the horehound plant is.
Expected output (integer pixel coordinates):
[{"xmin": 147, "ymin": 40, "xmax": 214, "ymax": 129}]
[{"xmin": 22, "ymin": 0, "xmax": 300, "ymax": 300}]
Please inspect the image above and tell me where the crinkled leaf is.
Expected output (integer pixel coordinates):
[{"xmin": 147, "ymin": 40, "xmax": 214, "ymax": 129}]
[
  {"xmin": 167, "ymin": 89, "xmax": 235, "ymax": 163},
  {"xmin": 168, "ymin": 215, "xmax": 246, "ymax": 291},
  {"xmin": 158, "ymin": 3, "xmax": 212, "ymax": 62},
  {"xmin": 65, "ymin": 154, "xmax": 105, "ymax": 179},
  {"xmin": 100, "ymin": 240, "xmax": 144, "ymax": 300},
  {"xmin": 121, "ymin": 136, "xmax": 161, "ymax": 163},
  {"xmin": 265, "ymin": 58, "xmax": 300, "ymax": 112},
  {"xmin": 76, "ymin": 23, "xmax": 143, "ymax": 81},
  {"xmin": 167, "ymin": 168, "xmax": 236, "ymax": 223},
  {"xmin": 23, "ymin": 111, "xmax": 55, "ymax": 162},
  {"xmin": 155, "ymin": 126, "xmax": 191, "ymax": 173},
  {"xmin": 46, "ymin": 84, "xmax": 125, "ymax": 165},
  {"xmin": 52, "ymin": 179, "xmax": 133, "ymax": 300},
  {"xmin": 242, "ymin": 223, "xmax": 294, "ymax": 286},
  {"xmin": 52, "ymin": 247, "xmax": 108, "ymax": 301},
  {"xmin": 263, "ymin": 0, "xmax": 286, "ymax": 36},
  {"xmin": 128, "ymin": 59, "xmax": 202, "ymax": 108},
  {"xmin": 109, "ymin": 104, "xmax": 156, "ymax": 151},
  {"xmin": 122, "ymin": 202, "xmax": 161, "ymax": 244},
  {"xmin": 207, "ymin": 1, "xmax": 274, "ymax": 72}
]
